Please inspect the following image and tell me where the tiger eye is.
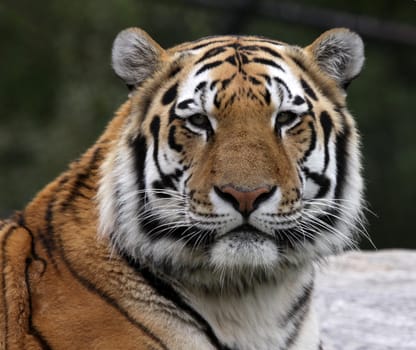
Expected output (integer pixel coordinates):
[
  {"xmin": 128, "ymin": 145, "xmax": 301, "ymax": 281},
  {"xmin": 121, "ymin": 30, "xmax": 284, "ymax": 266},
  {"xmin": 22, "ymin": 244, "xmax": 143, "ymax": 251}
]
[
  {"xmin": 188, "ymin": 113, "xmax": 211, "ymax": 130},
  {"xmin": 276, "ymin": 111, "xmax": 298, "ymax": 126}
]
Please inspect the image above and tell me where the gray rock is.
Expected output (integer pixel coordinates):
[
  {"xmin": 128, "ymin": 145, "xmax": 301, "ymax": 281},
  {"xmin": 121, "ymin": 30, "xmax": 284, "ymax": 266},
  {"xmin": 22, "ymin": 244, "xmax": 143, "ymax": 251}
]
[{"xmin": 315, "ymin": 250, "xmax": 416, "ymax": 350}]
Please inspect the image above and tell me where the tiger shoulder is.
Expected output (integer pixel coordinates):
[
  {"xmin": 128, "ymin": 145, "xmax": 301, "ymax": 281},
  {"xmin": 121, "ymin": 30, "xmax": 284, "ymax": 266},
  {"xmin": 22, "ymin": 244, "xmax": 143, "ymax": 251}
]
[{"xmin": 0, "ymin": 27, "xmax": 365, "ymax": 350}]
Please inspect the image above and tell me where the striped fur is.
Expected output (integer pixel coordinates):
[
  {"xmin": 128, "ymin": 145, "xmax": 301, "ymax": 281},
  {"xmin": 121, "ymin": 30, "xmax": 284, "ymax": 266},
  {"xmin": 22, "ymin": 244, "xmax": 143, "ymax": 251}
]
[{"xmin": 1, "ymin": 28, "xmax": 364, "ymax": 349}]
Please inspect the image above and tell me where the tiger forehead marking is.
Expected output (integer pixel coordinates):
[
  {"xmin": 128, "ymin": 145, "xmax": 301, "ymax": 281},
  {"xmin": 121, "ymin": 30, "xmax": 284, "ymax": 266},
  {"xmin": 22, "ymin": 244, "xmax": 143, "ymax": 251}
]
[{"xmin": 176, "ymin": 39, "xmax": 309, "ymax": 116}]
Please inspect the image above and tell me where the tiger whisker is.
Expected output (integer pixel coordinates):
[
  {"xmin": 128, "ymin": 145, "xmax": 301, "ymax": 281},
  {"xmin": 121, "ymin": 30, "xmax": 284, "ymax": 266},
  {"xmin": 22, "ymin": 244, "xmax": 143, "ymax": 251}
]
[
  {"xmin": 303, "ymin": 206, "xmax": 375, "ymax": 249},
  {"xmin": 301, "ymin": 212, "xmax": 358, "ymax": 251}
]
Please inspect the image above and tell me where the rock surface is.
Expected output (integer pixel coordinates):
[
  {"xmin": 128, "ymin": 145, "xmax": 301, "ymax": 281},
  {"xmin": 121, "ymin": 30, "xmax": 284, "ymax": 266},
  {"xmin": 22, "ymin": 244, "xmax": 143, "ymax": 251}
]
[{"xmin": 315, "ymin": 250, "xmax": 416, "ymax": 350}]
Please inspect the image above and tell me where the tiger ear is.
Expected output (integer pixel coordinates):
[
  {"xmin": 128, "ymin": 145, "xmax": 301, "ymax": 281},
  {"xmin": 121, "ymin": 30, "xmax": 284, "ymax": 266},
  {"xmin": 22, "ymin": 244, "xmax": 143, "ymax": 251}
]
[
  {"xmin": 305, "ymin": 28, "xmax": 364, "ymax": 89},
  {"xmin": 112, "ymin": 28, "xmax": 165, "ymax": 89}
]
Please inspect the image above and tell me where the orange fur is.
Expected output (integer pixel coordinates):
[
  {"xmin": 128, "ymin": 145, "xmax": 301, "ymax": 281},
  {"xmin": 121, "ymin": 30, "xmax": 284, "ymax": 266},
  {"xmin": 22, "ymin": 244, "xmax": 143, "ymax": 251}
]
[
  {"xmin": 1, "ymin": 28, "xmax": 364, "ymax": 349},
  {"xmin": 0, "ymin": 104, "xmax": 178, "ymax": 349}
]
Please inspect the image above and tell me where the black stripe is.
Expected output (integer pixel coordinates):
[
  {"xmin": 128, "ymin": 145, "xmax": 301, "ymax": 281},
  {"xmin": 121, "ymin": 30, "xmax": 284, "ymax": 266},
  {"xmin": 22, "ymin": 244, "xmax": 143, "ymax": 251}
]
[
  {"xmin": 239, "ymin": 52, "xmax": 249, "ymax": 65},
  {"xmin": 151, "ymin": 181, "xmax": 171, "ymax": 198},
  {"xmin": 61, "ymin": 147, "xmax": 102, "ymax": 210},
  {"xmin": 213, "ymin": 93, "xmax": 221, "ymax": 109},
  {"xmin": 55, "ymin": 235, "xmax": 169, "ymax": 350},
  {"xmin": 334, "ymin": 106, "xmax": 347, "ymax": 124},
  {"xmin": 168, "ymin": 126, "xmax": 183, "ymax": 152},
  {"xmin": 123, "ymin": 257, "xmax": 231, "ymax": 350},
  {"xmin": 320, "ymin": 111, "xmax": 333, "ymax": 171},
  {"xmin": 168, "ymin": 105, "xmax": 181, "ymax": 125},
  {"xmin": 168, "ymin": 66, "xmax": 182, "ymax": 78},
  {"xmin": 258, "ymin": 45, "xmax": 283, "ymax": 59},
  {"xmin": 195, "ymin": 60, "xmax": 223, "ymax": 76},
  {"xmin": 301, "ymin": 78, "xmax": 318, "ymax": 101},
  {"xmin": 195, "ymin": 81, "xmax": 207, "ymax": 93},
  {"xmin": 183, "ymin": 125, "xmax": 201, "ymax": 137},
  {"xmin": 305, "ymin": 97, "xmax": 315, "ymax": 119},
  {"xmin": 282, "ymin": 280, "xmax": 313, "ymax": 325},
  {"xmin": 161, "ymin": 83, "xmax": 178, "ymax": 106},
  {"xmin": 317, "ymin": 210, "xmax": 338, "ymax": 230},
  {"xmin": 259, "ymin": 74, "xmax": 271, "ymax": 85},
  {"xmin": 252, "ymin": 57, "xmax": 285, "ymax": 71},
  {"xmin": 196, "ymin": 46, "xmax": 228, "ymax": 64},
  {"xmin": 139, "ymin": 68, "xmax": 177, "ymax": 121},
  {"xmin": 140, "ymin": 210, "xmax": 214, "ymax": 246},
  {"xmin": 185, "ymin": 37, "xmax": 283, "ymax": 52},
  {"xmin": 131, "ymin": 134, "xmax": 147, "ymax": 192},
  {"xmin": 248, "ymin": 76, "xmax": 261, "ymax": 85},
  {"xmin": 150, "ymin": 116, "xmax": 161, "ymax": 146},
  {"xmin": 41, "ymin": 205, "xmax": 55, "ymax": 259},
  {"xmin": 284, "ymin": 282, "xmax": 314, "ymax": 349},
  {"xmin": 274, "ymin": 77, "xmax": 292, "ymax": 99},
  {"xmin": 1, "ymin": 223, "xmax": 52, "ymax": 350},
  {"xmin": 19, "ymin": 217, "xmax": 47, "ymax": 274},
  {"xmin": 150, "ymin": 116, "xmax": 177, "ymax": 191},
  {"xmin": 42, "ymin": 176, "xmax": 69, "ymax": 267},
  {"xmin": 122, "ymin": 134, "xmax": 147, "ymax": 245},
  {"xmin": 221, "ymin": 75, "xmax": 235, "ymax": 89},
  {"xmin": 210, "ymin": 80, "xmax": 219, "ymax": 90},
  {"xmin": 263, "ymin": 88, "xmax": 271, "ymax": 105},
  {"xmin": 293, "ymin": 95, "xmax": 305, "ymax": 105},
  {"xmin": 19, "ymin": 221, "xmax": 51, "ymax": 349},
  {"xmin": 177, "ymin": 99, "xmax": 194, "ymax": 110},
  {"xmin": 291, "ymin": 57, "xmax": 307, "ymax": 72},
  {"xmin": 150, "ymin": 116, "xmax": 163, "ymax": 171},
  {"xmin": 225, "ymin": 55, "xmax": 237, "ymax": 66},
  {"xmin": 223, "ymin": 93, "xmax": 237, "ymax": 108},
  {"xmin": 334, "ymin": 125, "xmax": 351, "ymax": 199},
  {"xmin": 241, "ymin": 45, "xmax": 283, "ymax": 59},
  {"xmin": 300, "ymin": 121, "xmax": 317, "ymax": 163},
  {"xmin": 303, "ymin": 168, "xmax": 331, "ymax": 199},
  {"xmin": 183, "ymin": 39, "xmax": 231, "ymax": 52}
]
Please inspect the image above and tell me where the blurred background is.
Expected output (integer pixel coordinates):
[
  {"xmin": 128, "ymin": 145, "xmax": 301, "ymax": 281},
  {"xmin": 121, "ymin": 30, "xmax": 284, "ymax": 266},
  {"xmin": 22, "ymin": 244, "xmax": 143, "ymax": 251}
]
[{"xmin": 0, "ymin": 0, "xmax": 415, "ymax": 249}]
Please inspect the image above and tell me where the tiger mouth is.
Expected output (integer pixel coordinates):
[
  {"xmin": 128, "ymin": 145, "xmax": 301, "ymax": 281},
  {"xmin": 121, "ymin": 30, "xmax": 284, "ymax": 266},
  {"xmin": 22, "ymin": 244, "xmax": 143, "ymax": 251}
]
[
  {"xmin": 219, "ymin": 222, "xmax": 306, "ymax": 248},
  {"xmin": 216, "ymin": 224, "xmax": 268, "ymax": 240},
  {"xmin": 220, "ymin": 224, "xmax": 277, "ymax": 239},
  {"xmin": 229, "ymin": 224, "xmax": 264, "ymax": 235}
]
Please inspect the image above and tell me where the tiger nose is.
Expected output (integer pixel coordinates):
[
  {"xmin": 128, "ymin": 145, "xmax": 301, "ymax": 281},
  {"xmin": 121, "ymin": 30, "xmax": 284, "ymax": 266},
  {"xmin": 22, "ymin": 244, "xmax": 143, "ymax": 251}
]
[{"xmin": 214, "ymin": 185, "xmax": 276, "ymax": 217}]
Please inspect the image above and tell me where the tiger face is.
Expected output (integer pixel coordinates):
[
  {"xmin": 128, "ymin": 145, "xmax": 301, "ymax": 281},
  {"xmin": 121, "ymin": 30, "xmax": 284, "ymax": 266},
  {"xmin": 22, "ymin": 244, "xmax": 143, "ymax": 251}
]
[{"xmin": 99, "ymin": 28, "xmax": 364, "ymax": 292}]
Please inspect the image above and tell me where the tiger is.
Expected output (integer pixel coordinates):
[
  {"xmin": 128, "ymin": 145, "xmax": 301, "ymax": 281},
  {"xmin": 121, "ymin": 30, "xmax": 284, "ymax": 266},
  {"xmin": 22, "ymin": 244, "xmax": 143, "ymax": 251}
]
[{"xmin": 0, "ymin": 27, "xmax": 365, "ymax": 350}]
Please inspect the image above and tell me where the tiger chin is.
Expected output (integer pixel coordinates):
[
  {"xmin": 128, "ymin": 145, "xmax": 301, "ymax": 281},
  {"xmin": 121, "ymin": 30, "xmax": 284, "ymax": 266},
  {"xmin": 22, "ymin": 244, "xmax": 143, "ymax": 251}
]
[{"xmin": 0, "ymin": 27, "xmax": 364, "ymax": 350}]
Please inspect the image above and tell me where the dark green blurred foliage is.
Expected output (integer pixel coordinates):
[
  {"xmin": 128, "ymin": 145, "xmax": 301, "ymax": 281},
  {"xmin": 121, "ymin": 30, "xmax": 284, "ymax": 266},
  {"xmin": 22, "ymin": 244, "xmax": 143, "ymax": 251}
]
[{"xmin": 0, "ymin": 0, "xmax": 415, "ymax": 249}]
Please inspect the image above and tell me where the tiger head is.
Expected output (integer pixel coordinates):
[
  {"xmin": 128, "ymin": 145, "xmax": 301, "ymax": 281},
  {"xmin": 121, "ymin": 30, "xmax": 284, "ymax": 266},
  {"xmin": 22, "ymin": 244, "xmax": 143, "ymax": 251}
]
[{"xmin": 99, "ymin": 28, "xmax": 365, "ymax": 292}]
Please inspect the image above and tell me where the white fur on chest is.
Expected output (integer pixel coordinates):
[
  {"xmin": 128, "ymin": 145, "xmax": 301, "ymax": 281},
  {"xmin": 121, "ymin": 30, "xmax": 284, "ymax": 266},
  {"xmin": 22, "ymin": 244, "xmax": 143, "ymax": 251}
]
[{"xmin": 180, "ymin": 266, "xmax": 320, "ymax": 350}]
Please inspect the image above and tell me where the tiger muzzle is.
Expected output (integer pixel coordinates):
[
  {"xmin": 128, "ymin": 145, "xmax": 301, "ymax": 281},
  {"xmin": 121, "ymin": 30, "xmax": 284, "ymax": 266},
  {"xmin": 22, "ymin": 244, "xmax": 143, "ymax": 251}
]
[{"xmin": 214, "ymin": 185, "xmax": 276, "ymax": 217}]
